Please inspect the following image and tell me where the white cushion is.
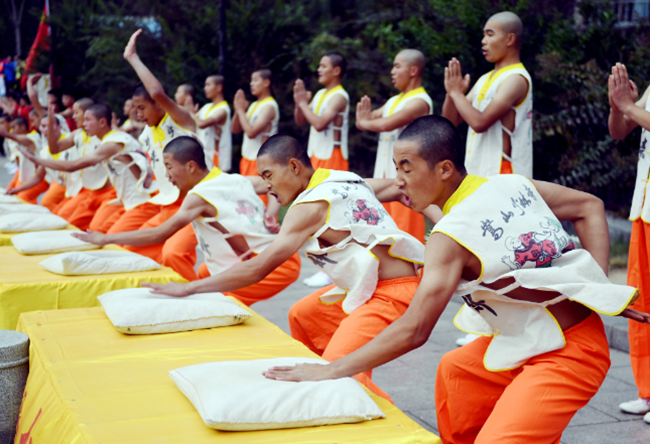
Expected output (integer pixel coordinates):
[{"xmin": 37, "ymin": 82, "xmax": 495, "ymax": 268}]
[
  {"xmin": 0, "ymin": 203, "xmax": 50, "ymax": 215},
  {"xmin": 0, "ymin": 213, "xmax": 69, "ymax": 233},
  {"xmin": 0, "ymin": 195, "xmax": 20, "ymax": 204},
  {"xmin": 40, "ymin": 250, "xmax": 161, "ymax": 275},
  {"xmin": 168, "ymin": 357, "xmax": 385, "ymax": 431},
  {"xmin": 11, "ymin": 230, "xmax": 100, "ymax": 255},
  {"xmin": 98, "ymin": 288, "xmax": 252, "ymax": 334}
]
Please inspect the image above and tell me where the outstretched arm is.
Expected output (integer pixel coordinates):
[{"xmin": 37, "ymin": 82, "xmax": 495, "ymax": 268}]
[
  {"xmin": 73, "ymin": 194, "xmax": 210, "ymax": 246},
  {"xmin": 26, "ymin": 74, "xmax": 45, "ymax": 119},
  {"xmin": 356, "ymin": 95, "xmax": 429, "ymax": 133},
  {"xmin": 0, "ymin": 129, "xmax": 37, "ymax": 152},
  {"xmin": 363, "ymin": 178, "xmax": 443, "ymax": 223},
  {"xmin": 20, "ymin": 142, "xmax": 121, "ymax": 172},
  {"xmin": 142, "ymin": 201, "xmax": 326, "ymax": 296},
  {"xmin": 123, "ymin": 29, "xmax": 196, "ymax": 131},
  {"xmin": 264, "ymin": 232, "xmax": 467, "ymax": 381},
  {"xmin": 6, "ymin": 166, "xmax": 46, "ymax": 194}
]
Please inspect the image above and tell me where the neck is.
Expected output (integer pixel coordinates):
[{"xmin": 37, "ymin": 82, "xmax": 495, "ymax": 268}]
[
  {"xmin": 493, "ymin": 51, "xmax": 521, "ymax": 72},
  {"xmin": 435, "ymin": 172, "xmax": 467, "ymax": 210},
  {"xmin": 322, "ymin": 78, "xmax": 341, "ymax": 91},
  {"xmin": 151, "ymin": 111, "xmax": 166, "ymax": 127},
  {"xmin": 400, "ymin": 77, "xmax": 423, "ymax": 94},
  {"xmin": 96, "ymin": 127, "xmax": 112, "ymax": 140},
  {"xmin": 255, "ymin": 89, "xmax": 272, "ymax": 101},
  {"xmin": 211, "ymin": 93, "xmax": 225, "ymax": 104},
  {"xmin": 188, "ymin": 169, "xmax": 210, "ymax": 190}
]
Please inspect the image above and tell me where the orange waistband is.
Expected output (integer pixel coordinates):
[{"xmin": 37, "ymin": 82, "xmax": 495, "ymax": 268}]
[{"xmin": 376, "ymin": 276, "xmax": 420, "ymax": 287}]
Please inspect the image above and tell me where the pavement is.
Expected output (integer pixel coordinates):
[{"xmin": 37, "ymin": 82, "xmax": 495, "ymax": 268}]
[{"xmin": 1, "ymin": 154, "xmax": 649, "ymax": 442}]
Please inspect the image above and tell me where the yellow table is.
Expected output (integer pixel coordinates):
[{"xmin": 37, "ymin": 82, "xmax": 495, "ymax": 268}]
[
  {"xmin": 0, "ymin": 225, "xmax": 79, "ymax": 246},
  {"xmin": 15, "ymin": 304, "xmax": 440, "ymax": 444},
  {"xmin": 0, "ymin": 246, "xmax": 185, "ymax": 330}
]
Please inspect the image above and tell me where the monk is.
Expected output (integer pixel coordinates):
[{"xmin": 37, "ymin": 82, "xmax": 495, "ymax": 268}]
[
  {"xmin": 143, "ymin": 134, "xmax": 433, "ymax": 401},
  {"xmin": 122, "ymin": 28, "xmax": 200, "ymax": 281},
  {"xmin": 231, "ymin": 68, "xmax": 279, "ymax": 177},
  {"xmin": 294, "ymin": 52, "xmax": 349, "ymax": 171},
  {"xmin": 74, "ymin": 136, "xmax": 298, "ymax": 306},
  {"xmin": 263, "ymin": 115, "xmax": 649, "ymax": 443},
  {"xmin": 608, "ymin": 62, "xmax": 650, "ymax": 423},
  {"xmin": 356, "ymin": 49, "xmax": 432, "ymax": 242},
  {"xmin": 193, "ymin": 75, "xmax": 232, "ymax": 171},
  {"xmin": 442, "ymin": 11, "xmax": 532, "ymax": 178}
]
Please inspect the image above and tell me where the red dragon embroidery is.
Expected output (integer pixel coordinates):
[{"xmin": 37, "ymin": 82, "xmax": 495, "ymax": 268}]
[
  {"xmin": 235, "ymin": 200, "xmax": 256, "ymax": 222},
  {"xmin": 352, "ymin": 200, "xmax": 381, "ymax": 225},
  {"xmin": 512, "ymin": 232, "xmax": 558, "ymax": 268}
]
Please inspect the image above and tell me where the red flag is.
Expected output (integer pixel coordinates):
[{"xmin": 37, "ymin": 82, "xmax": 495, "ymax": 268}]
[{"xmin": 21, "ymin": 2, "xmax": 51, "ymax": 88}]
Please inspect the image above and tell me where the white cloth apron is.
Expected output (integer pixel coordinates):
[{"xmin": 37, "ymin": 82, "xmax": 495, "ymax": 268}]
[
  {"xmin": 241, "ymin": 98, "xmax": 279, "ymax": 161},
  {"xmin": 629, "ymin": 95, "xmax": 650, "ymax": 221},
  {"xmin": 433, "ymin": 174, "xmax": 637, "ymax": 370},
  {"xmin": 465, "ymin": 64, "xmax": 533, "ymax": 178},
  {"xmin": 197, "ymin": 101, "xmax": 232, "ymax": 171},
  {"xmin": 139, "ymin": 113, "xmax": 196, "ymax": 206},
  {"xmin": 7, "ymin": 133, "xmax": 39, "ymax": 183},
  {"xmin": 188, "ymin": 168, "xmax": 276, "ymax": 275},
  {"xmin": 307, "ymin": 86, "xmax": 349, "ymax": 160},
  {"xmin": 292, "ymin": 169, "xmax": 425, "ymax": 313},
  {"xmin": 74, "ymin": 129, "xmax": 106, "ymax": 192},
  {"xmin": 374, "ymin": 87, "xmax": 432, "ymax": 179}
]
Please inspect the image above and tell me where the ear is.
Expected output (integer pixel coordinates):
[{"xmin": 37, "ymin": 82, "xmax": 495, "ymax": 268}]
[
  {"xmin": 506, "ymin": 33, "xmax": 517, "ymax": 48},
  {"xmin": 263, "ymin": 79, "xmax": 271, "ymax": 89},
  {"xmin": 439, "ymin": 159, "xmax": 455, "ymax": 180},
  {"xmin": 288, "ymin": 158, "xmax": 301, "ymax": 175},
  {"xmin": 410, "ymin": 65, "xmax": 419, "ymax": 78},
  {"xmin": 333, "ymin": 66, "xmax": 342, "ymax": 77}
]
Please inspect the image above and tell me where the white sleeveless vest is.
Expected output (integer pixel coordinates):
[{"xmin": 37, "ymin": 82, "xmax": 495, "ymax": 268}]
[
  {"xmin": 139, "ymin": 113, "xmax": 196, "ymax": 205},
  {"xmin": 197, "ymin": 101, "xmax": 232, "ymax": 171},
  {"xmin": 465, "ymin": 64, "xmax": 533, "ymax": 178},
  {"xmin": 241, "ymin": 98, "xmax": 279, "ymax": 161},
  {"xmin": 374, "ymin": 87, "xmax": 432, "ymax": 179},
  {"xmin": 629, "ymin": 96, "xmax": 650, "ymax": 221},
  {"xmin": 188, "ymin": 168, "xmax": 276, "ymax": 275},
  {"xmin": 101, "ymin": 131, "xmax": 153, "ymax": 210},
  {"xmin": 74, "ymin": 129, "xmax": 106, "ymax": 191},
  {"xmin": 38, "ymin": 134, "xmax": 69, "ymax": 186},
  {"xmin": 8, "ymin": 131, "xmax": 40, "ymax": 183},
  {"xmin": 292, "ymin": 169, "xmax": 425, "ymax": 313},
  {"xmin": 433, "ymin": 174, "xmax": 637, "ymax": 371},
  {"xmin": 307, "ymin": 86, "xmax": 349, "ymax": 161}
]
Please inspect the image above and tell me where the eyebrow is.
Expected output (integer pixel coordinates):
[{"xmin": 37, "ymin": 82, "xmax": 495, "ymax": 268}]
[
  {"xmin": 260, "ymin": 169, "xmax": 271, "ymax": 176},
  {"xmin": 397, "ymin": 159, "xmax": 411, "ymax": 166},
  {"xmin": 484, "ymin": 28, "xmax": 495, "ymax": 33}
]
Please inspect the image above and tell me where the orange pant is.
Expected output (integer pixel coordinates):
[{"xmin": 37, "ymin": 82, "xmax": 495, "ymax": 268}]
[
  {"xmin": 289, "ymin": 276, "xmax": 419, "ymax": 401},
  {"xmin": 436, "ymin": 312, "xmax": 609, "ymax": 444},
  {"xmin": 90, "ymin": 200, "xmax": 159, "ymax": 234},
  {"xmin": 59, "ymin": 187, "xmax": 118, "ymax": 231},
  {"xmin": 500, "ymin": 160, "xmax": 513, "ymax": 174},
  {"xmin": 53, "ymin": 196, "xmax": 71, "ymax": 215},
  {"xmin": 310, "ymin": 148, "xmax": 349, "ymax": 171},
  {"xmin": 383, "ymin": 202, "xmax": 425, "ymax": 243},
  {"xmin": 197, "ymin": 252, "xmax": 302, "ymax": 306},
  {"xmin": 627, "ymin": 218, "xmax": 650, "ymax": 398},
  {"xmin": 240, "ymin": 157, "xmax": 268, "ymax": 206},
  {"xmin": 7, "ymin": 171, "xmax": 18, "ymax": 189},
  {"xmin": 40, "ymin": 181, "xmax": 67, "ymax": 212},
  {"xmin": 119, "ymin": 201, "xmax": 198, "ymax": 281},
  {"xmin": 16, "ymin": 179, "xmax": 49, "ymax": 205}
]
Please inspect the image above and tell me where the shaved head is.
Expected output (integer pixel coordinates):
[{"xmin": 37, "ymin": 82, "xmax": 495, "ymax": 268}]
[
  {"xmin": 397, "ymin": 49, "xmax": 425, "ymax": 76},
  {"xmin": 487, "ymin": 11, "xmax": 523, "ymax": 47}
]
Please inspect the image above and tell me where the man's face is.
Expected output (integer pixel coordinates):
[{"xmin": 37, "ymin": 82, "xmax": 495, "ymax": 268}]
[
  {"xmin": 163, "ymin": 152, "xmax": 192, "ymax": 191},
  {"xmin": 72, "ymin": 103, "xmax": 85, "ymax": 128},
  {"xmin": 123, "ymin": 99, "xmax": 133, "ymax": 116},
  {"xmin": 0, "ymin": 118, "xmax": 10, "ymax": 132},
  {"xmin": 28, "ymin": 112, "xmax": 39, "ymax": 130},
  {"xmin": 39, "ymin": 117, "xmax": 49, "ymax": 137},
  {"xmin": 317, "ymin": 56, "xmax": 337, "ymax": 85},
  {"xmin": 47, "ymin": 94, "xmax": 58, "ymax": 105},
  {"xmin": 174, "ymin": 86, "xmax": 188, "ymax": 106},
  {"xmin": 257, "ymin": 154, "xmax": 302, "ymax": 206},
  {"xmin": 132, "ymin": 95, "xmax": 163, "ymax": 126},
  {"xmin": 482, "ymin": 20, "xmax": 509, "ymax": 63},
  {"xmin": 9, "ymin": 120, "xmax": 25, "ymax": 134},
  {"xmin": 393, "ymin": 140, "xmax": 438, "ymax": 212},
  {"xmin": 249, "ymin": 72, "xmax": 267, "ymax": 97},
  {"xmin": 83, "ymin": 110, "xmax": 101, "ymax": 137},
  {"xmin": 391, "ymin": 53, "xmax": 413, "ymax": 91},
  {"xmin": 62, "ymin": 94, "xmax": 74, "ymax": 108},
  {"xmin": 204, "ymin": 78, "xmax": 218, "ymax": 99}
]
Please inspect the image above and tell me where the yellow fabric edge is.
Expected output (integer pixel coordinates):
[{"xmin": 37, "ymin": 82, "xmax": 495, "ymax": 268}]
[
  {"xmin": 315, "ymin": 85, "xmax": 344, "ymax": 115},
  {"xmin": 569, "ymin": 287, "xmax": 639, "ymax": 316},
  {"xmin": 387, "ymin": 87, "xmax": 427, "ymax": 117},
  {"xmin": 430, "ymin": 229, "xmax": 485, "ymax": 282},
  {"xmin": 452, "ymin": 304, "xmax": 493, "ymax": 337},
  {"xmin": 441, "ymin": 175, "xmax": 488, "ymax": 215}
]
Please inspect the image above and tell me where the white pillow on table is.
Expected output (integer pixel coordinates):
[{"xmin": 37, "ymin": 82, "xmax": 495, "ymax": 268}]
[
  {"xmin": 40, "ymin": 250, "xmax": 161, "ymax": 275},
  {"xmin": 0, "ymin": 213, "xmax": 69, "ymax": 233},
  {"xmin": 168, "ymin": 357, "xmax": 385, "ymax": 431},
  {"xmin": 0, "ymin": 195, "xmax": 20, "ymax": 204},
  {"xmin": 11, "ymin": 230, "xmax": 99, "ymax": 255},
  {"xmin": 0, "ymin": 203, "xmax": 50, "ymax": 215},
  {"xmin": 98, "ymin": 288, "xmax": 252, "ymax": 334}
]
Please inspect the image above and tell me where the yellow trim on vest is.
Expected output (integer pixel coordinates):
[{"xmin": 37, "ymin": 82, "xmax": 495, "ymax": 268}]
[
  {"xmin": 442, "ymin": 175, "xmax": 488, "ymax": 215},
  {"xmin": 81, "ymin": 129, "xmax": 91, "ymax": 144},
  {"xmin": 388, "ymin": 87, "xmax": 427, "ymax": 116},
  {"xmin": 207, "ymin": 101, "xmax": 228, "ymax": 115},
  {"xmin": 150, "ymin": 114, "xmax": 170, "ymax": 145},
  {"xmin": 452, "ymin": 304, "xmax": 493, "ymax": 337},
  {"xmin": 49, "ymin": 134, "xmax": 67, "ymax": 160},
  {"xmin": 476, "ymin": 63, "xmax": 525, "ymax": 103},
  {"xmin": 198, "ymin": 167, "xmax": 223, "ymax": 184},
  {"xmin": 306, "ymin": 168, "xmax": 331, "ymax": 190},
  {"xmin": 247, "ymin": 97, "xmax": 275, "ymax": 119},
  {"xmin": 100, "ymin": 130, "xmax": 119, "ymax": 141},
  {"xmin": 315, "ymin": 85, "xmax": 344, "ymax": 115}
]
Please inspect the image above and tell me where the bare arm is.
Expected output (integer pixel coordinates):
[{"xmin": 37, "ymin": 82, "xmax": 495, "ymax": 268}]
[
  {"xmin": 193, "ymin": 107, "xmax": 226, "ymax": 130},
  {"xmin": 356, "ymin": 95, "xmax": 429, "ymax": 133},
  {"xmin": 294, "ymin": 81, "xmax": 343, "ymax": 131},
  {"xmin": 234, "ymin": 93, "xmax": 275, "ymax": 139},
  {"xmin": 264, "ymin": 233, "xmax": 467, "ymax": 381},
  {"xmin": 532, "ymin": 179, "xmax": 609, "ymax": 274},
  {"xmin": 26, "ymin": 74, "xmax": 45, "ymax": 119},
  {"xmin": 609, "ymin": 63, "xmax": 650, "ymax": 139},
  {"xmin": 6, "ymin": 166, "xmax": 46, "ymax": 193},
  {"xmin": 73, "ymin": 194, "xmax": 209, "ymax": 246},
  {"xmin": 48, "ymin": 107, "xmax": 75, "ymax": 154},
  {"xmin": 231, "ymin": 94, "xmax": 243, "ymax": 134},
  {"xmin": 364, "ymin": 178, "xmax": 443, "ymax": 223},
  {"xmin": 0, "ymin": 129, "xmax": 36, "ymax": 152},
  {"xmin": 123, "ymin": 29, "xmax": 196, "ymax": 131},
  {"xmin": 22, "ymin": 142, "xmax": 121, "ymax": 172},
  {"xmin": 142, "ymin": 202, "xmax": 327, "ymax": 296}
]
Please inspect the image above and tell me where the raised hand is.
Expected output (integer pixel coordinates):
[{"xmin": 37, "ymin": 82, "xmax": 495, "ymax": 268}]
[
  {"xmin": 233, "ymin": 89, "xmax": 249, "ymax": 113},
  {"xmin": 444, "ymin": 58, "xmax": 471, "ymax": 96},
  {"xmin": 355, "ymin": 95, "xmax": 372, "ymax": 130},
  {"xmin": 264, "ymin": 212, "xmax": 281, "ymax": 234},
  {"xmin": 293, "ymin": 79, "xmax": 309, "ymax": 106},
  {"xmin": 29, "ymin": 73, "xmax": 42, "ymax": 86},
  {"xmin": 124, "ymin": 29, "xmax": 143, "ymax": 61},
  {"xmin": 610, "ymin": 63, "xmax": 637, "ymax": 114},
  {"xmin": 71, "ymin": 230, "xmax": 109, "ymax": 246}
]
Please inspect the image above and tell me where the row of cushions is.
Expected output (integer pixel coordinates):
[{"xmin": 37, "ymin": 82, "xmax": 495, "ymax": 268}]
[{"xmin": 0, "ymin": 213, "xmax": 69, "ymax": 233}]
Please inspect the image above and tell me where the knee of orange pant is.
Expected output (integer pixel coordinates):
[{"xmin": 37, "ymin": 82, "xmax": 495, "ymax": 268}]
[{"xmin": 198, "ymin": 262, "xmax": 210, "ymax": 279}]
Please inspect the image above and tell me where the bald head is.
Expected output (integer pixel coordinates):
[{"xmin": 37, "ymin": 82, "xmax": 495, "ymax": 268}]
[
  {"xmin": 487, "ymin": 11, "xmax": 523, "ymax": 47},
  {"xmin": 397, "ymin": 49, "xmax": 425, "ymax": 76}
]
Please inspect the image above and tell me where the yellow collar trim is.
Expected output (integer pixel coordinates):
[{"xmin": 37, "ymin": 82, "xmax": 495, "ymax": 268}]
[
  {"xmin": 247, "ymin": 97, "xmax": 275, "ymax": 118},
  {"xmin": 81, "ymin": 129, "xmax": 91, "ymax": 144},
  {"xmin": 198, "ymin": 167, "xmax": 222, "ymax": 184},
  {"xmin": 151, "ymin": 113, "xmax": 170, "ymax": 145},
  {"xmin": 207, "ymin": 100, "xmax": 228, "ymax": 115},
  {"xmin": 28, "ymin": 130, "xmax": 38, "ymax": 135},
  {"xmin": 388, "ymin": 87, "xmax": 427, "ymax": 116},
  {"xmin": 477, "ymin": 63, "xmax": 525, "ymax": 102},
  {"xmin": 101, "ymin": 130, "xmax": 119, "ymax": 141},
  {"xmin": 442, "ymin": 175, "xmax": 488, "ymax": 215},
  {"xmin": 315, "ymin": 85, "xmax": 344, "ymax": 115},
  {"xmin": 306, "ymin": 168, "xmax": 331, "ymax": 190}
]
